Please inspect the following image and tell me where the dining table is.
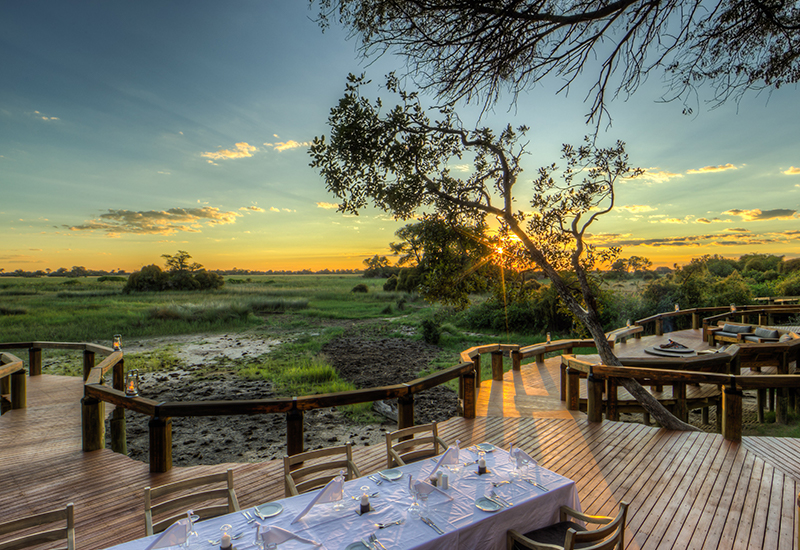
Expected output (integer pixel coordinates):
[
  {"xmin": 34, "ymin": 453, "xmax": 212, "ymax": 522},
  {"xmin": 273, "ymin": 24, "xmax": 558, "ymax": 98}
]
[{"xmin": 106, "ymin": 443, "xmax": 580, "ymax": 550}]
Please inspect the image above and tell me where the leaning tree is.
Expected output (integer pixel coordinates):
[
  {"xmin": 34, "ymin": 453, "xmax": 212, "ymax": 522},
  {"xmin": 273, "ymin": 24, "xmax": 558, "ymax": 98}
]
[
  {"xmin": 314, "ymin": 0, "xmax": 800, "ymax": 125},
  {"xmin": 310, "ymin": 74, "xmax": 696, "ymax": 430}
]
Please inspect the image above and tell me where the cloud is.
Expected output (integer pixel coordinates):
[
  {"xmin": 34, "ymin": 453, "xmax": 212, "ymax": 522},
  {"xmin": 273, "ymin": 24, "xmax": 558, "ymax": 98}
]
[
  {"xmin": 638, "ymin": 169, "xmax": 683, "ymax": 184},
  {"xmin": 617, "ymin": 204, "xmax": 657, "ymax": 213},
  {"xmin": 65, "ymin": 207, "xmax": 240, "ymax": 236},
  {"xmin": 270, "ymin": 207, "xmax": 280, "ymax": 213},
  {"xmin": 451, "ymin": 164, "xmax": 471, "ymax": 172},
  {"xmin": 263, "ymin": 140, "xmax": 310, "ymax": 152},
  {"xmin": 723, "ymin": 208, "xmax": 797, "ymax": 221},
  {"xmin": 201, "ymin": 142, "xmax": 257, "ymax": 160},
  {"xmin": 687, "ymin": 163, "xmax": 737, "ymax": 174},
  {"xmin": 33, "ymin": 110, "xmax": 59, "ymax": 121},
  {"xmin": 723, "ymin": 227, "xmax": 750, "ymax": 233},
  {"xmin": 316, "ymin": 202, "xmax": 340, "ymax": 210},
  {"xmin": 783, "ymin": 167, "xmax": 800, "ymax": 175},
  {"xmin": 650, "ymin": 215, "xmax": 693, "ymax": 224},
  {"xmin": 239, "ymin": 206, "xmax": 265, "ymax": 212}
]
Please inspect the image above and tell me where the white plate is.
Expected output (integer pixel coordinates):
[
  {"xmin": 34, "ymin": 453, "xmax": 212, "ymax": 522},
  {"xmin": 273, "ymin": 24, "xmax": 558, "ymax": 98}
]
[
  {"xmin": 379, "ymin": 469, "xmax": 403, "ymax": 481},
  {"xmin": 345, "ymin": 542, "xmax": 369, "ymax": 550},
  {"xmin": 475, "ymin": 443, "xmax": 495, "ymax": 452},
  {"xmin": 475, "ymin": 497, "xmax": 502, "ymax": 512},
  {"xmin": 255, "ymin": 502, "xmax": 283, "ymax": 518}
]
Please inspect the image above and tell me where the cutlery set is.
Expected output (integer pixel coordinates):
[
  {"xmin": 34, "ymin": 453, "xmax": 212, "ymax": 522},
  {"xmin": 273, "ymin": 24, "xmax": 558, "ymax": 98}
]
[
  {"xmin": 420, "ymin": 516, "xmax": 444, "ymax": 535},
  {"xmin": 375, "ymin": 519, "xmax": 404, "ymax": 529},
  {"xmin": 367, "ymin": 475, "xmax": 383, "ymax": 485},
  {"xmin": 522, "ymin": 478, "xmax": 549, "ymax": 491},
  {"xmin": 361, "ymin": 532, "xmax": 387, "ymax": 549},
  {"xmin": 487, "ymin": 490, "xmax": 513, "ymax": 507}
]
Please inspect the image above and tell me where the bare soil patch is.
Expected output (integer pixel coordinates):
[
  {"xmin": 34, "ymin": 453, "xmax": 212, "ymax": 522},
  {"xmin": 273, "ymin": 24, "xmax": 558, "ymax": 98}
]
[{"xmin": 111, "ymin": 334, "xmax": 458, "ymax": 467}]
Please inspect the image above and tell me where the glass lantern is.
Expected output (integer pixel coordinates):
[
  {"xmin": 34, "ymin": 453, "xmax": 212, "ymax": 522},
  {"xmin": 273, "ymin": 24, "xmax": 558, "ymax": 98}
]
[
  {"xmin": 113, "ymin": 334, "xmax": 122, "ymax": 351},
  {"xmin": 125, "ymin": 369, "xmax": 140, "ymax": 396}
]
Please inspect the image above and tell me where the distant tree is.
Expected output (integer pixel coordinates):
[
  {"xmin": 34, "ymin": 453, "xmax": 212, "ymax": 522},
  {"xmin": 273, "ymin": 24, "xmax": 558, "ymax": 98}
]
[
  {"xmin": 310, "ymin": 74, "xmax": 693, "ymax": 430},
  {"xmin": 123, "ymin": 252, "xmax": 223, "ymax": 293},
  {"xmin": 362, "ymin": 255, "xmax": 396, "ymax": 278},
  {"xmin": 315, "ymin": 0, "xmax": 800, "ymax": 125},
  {"xmin": 162, "ymin": 251, "xmax": 203, "ymax": 273}
]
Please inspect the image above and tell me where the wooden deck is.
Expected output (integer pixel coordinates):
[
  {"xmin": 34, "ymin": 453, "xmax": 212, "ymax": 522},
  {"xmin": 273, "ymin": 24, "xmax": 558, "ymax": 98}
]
[{"xmin": 2, "ymin": 330, "xmax": 799, "ymax": 549}]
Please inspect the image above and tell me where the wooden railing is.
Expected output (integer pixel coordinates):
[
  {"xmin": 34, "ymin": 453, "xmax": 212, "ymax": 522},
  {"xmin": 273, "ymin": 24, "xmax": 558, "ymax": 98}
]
[
  {"xmin": 0, "ymin": 352, "xmax": 26, "ymax": 413},
  {"xmin": 637, "ymin": 304, "xmax": 800, "ymax": 336}
]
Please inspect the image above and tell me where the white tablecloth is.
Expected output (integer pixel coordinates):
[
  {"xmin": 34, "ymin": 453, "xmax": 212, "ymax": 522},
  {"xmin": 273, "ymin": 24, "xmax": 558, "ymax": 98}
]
[{"xmin": 107, "ymin": 445, "xmax": 579, "ymax": 550}]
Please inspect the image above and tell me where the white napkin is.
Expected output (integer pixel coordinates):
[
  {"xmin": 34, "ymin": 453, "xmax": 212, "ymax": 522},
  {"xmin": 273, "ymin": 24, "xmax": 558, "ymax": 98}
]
[
  {"xmin": 514, "ymin": 448, "xmax": 538, "ymax": 468},
  {"xmin": 258, "ymin": 525, "xmax": 321, "ymax": 547},
  {"xmin": 432, "ymin": 444, "xmax": 459, "ymax": 472},
  {"xmin": 144, "ymin": 519, "xmax": 189, "ymax": 550},
  {"xmin": 291, "ymin": 474, "xmax": 344, "ymax": 524}
]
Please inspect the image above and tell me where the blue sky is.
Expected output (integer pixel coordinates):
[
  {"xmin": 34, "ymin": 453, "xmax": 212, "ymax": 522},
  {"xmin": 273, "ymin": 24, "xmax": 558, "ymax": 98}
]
[{"xmin": 2, "ymin": 0, "xmax": 799, "ymax": 272}]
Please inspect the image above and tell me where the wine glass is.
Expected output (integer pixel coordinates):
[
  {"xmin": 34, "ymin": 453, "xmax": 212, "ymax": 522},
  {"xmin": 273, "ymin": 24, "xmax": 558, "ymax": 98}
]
[
  {"xmin": 182, "ymin": 510, "xmax": 200, "ymax": 548},
  {"xmin": 407, "ymin": 475, "xmax": 421, "ymax": 518}
]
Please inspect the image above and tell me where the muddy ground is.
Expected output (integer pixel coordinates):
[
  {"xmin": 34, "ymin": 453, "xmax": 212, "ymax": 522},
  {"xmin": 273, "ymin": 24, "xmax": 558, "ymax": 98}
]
[{"xmin": 110, "ymin": 333, "xmax": 458, "ymax": 467}]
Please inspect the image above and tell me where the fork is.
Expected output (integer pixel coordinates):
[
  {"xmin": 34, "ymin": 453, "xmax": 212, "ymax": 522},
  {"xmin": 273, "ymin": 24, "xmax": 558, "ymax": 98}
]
[
  {"xmin": 375, "ymin": 519, "xmax": 404, "ymax": 529},
  {"xmin": 491, "ymin": 480, "xmax": 512, "ymax": 487},
  {"xmin": 368, "ymin": 475, "xmax": 383, "ymax": 485},
  {"xmin": 489, "ymin": 489, "xmax": 513, "ymax": 507},
  {"xmin": 242, "ymin": 511, "xmax": 257, "ymax": 524},
  {"xmin": 369, "ymin": 533, "xmax": 388, "ymax": 550}
]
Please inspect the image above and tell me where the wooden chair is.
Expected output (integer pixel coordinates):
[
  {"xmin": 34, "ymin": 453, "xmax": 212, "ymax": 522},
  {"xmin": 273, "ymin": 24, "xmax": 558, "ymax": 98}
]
[
  {"xmin": 284, "ymin": 442, "xmax": 361, "ymax": 497},
  {"xmin": 0, "ymin": 503, "xmax": 75, "ymax": 550},
  {"xmin": 507, "ymin": 502, "xmax": 629, "ymax": 550},
  {"xmin": 385, "ymin": 422, "xmax": 447, "ymax": 468},
  {"xmin": 144, "ymin": 469, "xmax": 240, "ymax": 536}
]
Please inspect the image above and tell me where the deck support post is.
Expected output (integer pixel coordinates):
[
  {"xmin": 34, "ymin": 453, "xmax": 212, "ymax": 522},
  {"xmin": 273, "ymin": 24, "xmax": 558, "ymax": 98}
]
[
  {"xmin": 673, "ymin": 382, "xmax": 688, "ymax": 422},
  {"xmin": 655, "ymin": 318, "xmax": 663, "ymax": 336},
  {"xmin": 28, "ymin": 348, "xmax": 42, "ymax": 376},
  {"xmin": 560, "ymin": 364, "xmax": 566, "ymax": 402},
  {"xmin": 566, "ymin": 367, "xmax": 580, "ymax": 411},
  {"xmin": 0, "ymin": 375, "xmax": 9, "ymax": 397},
  {"xmin": 473, "ymin": 355, "xmax": 481, "ymax": 387},
  {"xmin": 461, "ymin": 369, "xmax": 476, "ymax": 419},
  {"xmin": 511, "ymin": 350, "xmax": 522, "ymax": 372},
  {"xmin": 769, "ymin": 388, "xmax": 775, "ymax": 412},
  {"xmin": 692, "ymin": 313, "xmax": 700, "ymax": 330},
  {"xmin": 10, "ymin": 368, "xmax": 26, "ymax": 409},
  {"xmin": 722, "ymin": 386, "xmax": 743, "ymax": 442},
  {"xmin": 81, "ymin": 396, "xmax": 105, "ymax": 451},
  {"xmin": 149, "ymin": 417, "xmax": 172, "ymax": 473},
  {"xmin": 587, "ymin": 372, "xmax": 603, "ymax": 423},
  {"xmin": 491, "ymin": 351, "xmax": 504, "ymax": 381},
  {"xmin": 606, "ymin": 378, "xmax": 619, "ymax": 421},
  {"xmin": 777, "ymin": 387, "xmax": 789, "ymax": 425},
  {"xmin": 642, "ymin": 412, "xmax": 650, "ymax": 426},
  {"xmin": 286, "ymin": 408, "xmax": 304, "ymax": 456},
  {"xmin": 110, "ymin": 358, "xmax": 127, "ymax": 454},
  {"xmin": 702, "ymin": 407, "xmax": 710, "ymax": 425},
  {"xmin": 398, "ymin": 394, "xmax": 414, "ymax": 430},
  {"xmin": 82, "ymin": 350, "xmax": 96, "ymax": 381}
]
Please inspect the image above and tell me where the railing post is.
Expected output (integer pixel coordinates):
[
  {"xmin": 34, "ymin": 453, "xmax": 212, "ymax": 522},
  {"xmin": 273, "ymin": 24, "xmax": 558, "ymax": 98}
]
[
  {"xmin": 81, "ymin": 396, "xmax": 105, "ymax": 451},
  {"xmin": 398, "ymin": 394, "xmax": 414, "ymax": 429},
  {"xmin": 722, "ymin": 385, "xmax": 743, "ymax": 442},
  {"xmin": 110, "ymin": 358, "xmax": 127, "ymax": 455},
  {"xmin": 566, "ymin": 367, "xmax": 580, "ymax": 411},
  {"xmin": 149, "ymin": 416, "xmax": 172, "ymax": 473},
  {"xmin": 511, "ymin": 350, "xmax": 522, "ymax": 371},
  {"xmin": 10, "ymin": 368, "xmax": 27, "ymax": 409},
  {"xmin": 560, "ymin": 363, "xmax": 567, "ymax": 402},
  {"xmin": 692, "ymin": 313, "xmax": 700, "ymax": 330},
  {"xmin": 28, "ymin": 348, "xmax": 42, "ymax": 376},
  {"xmin": 0, "ymin": 375, "xmax": 9, "ymax": 398},
  {"xmin": 673, "ymin": 382, "xmax": 688, "ymax": 422},
  {"xmin": 757, "ymin": 388, "xmax": 766, "ymax": 423},
  {"xmin": 286, "ymin": 408, "xmax": 303, "ymax": 456},
  {"xmin": 587, "ymin": 371, "xmax": 603, "ymax": 423},
  {"xmin": 461, "ymin": 370, "xmax": 476, "ymax": 419},
  {"xmin": 655, "ymin": 318, "xmax": 663, "ymax": 336},
  {"xmin": 606, "ymin": 378, "xmax": 619, "ymax": 421},
  {"xmin": 82, "ymin": 349, "xmax": 96, "ymax": 381},
  {"xmin": 473, "ymin": 354, "xmax": 482, "ymax": 387},
  {"xmin": 491, "ymin": 351, "xmax": 504, "ymax": 381}
]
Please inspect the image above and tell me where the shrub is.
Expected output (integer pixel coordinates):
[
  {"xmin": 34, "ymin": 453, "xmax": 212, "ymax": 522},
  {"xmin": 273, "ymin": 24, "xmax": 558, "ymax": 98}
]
[
  {"xmin": 97, "ymin": 276, "xmax": 126, "ymax": 282},
  {"xmin": 777, "ymin": 271, "xmax": 800, "ymax": 296},
  {"xmin": 421, "ymin": 319, "xmax": 441, "ymax": 345},
  {"xmin": 123, "ymin": 264, "xmax": 168, "ymax": 293},
  {"xmin": 352, "ymin": 283, "xmax": 369, "ymax": 293},
  {"xmin": 383, "ymin": 275, "xmax": 398, "ymax": 291}
]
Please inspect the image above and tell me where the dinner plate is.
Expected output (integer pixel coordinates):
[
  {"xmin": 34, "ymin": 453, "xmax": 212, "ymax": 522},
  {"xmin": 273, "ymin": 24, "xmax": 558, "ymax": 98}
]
[
  {"xmin": 475, "ymin": 443, "xmax": 495, "ymax": 452},
  {"xmin": 345, "ymin": 542, "xmax": 369, "ymax": 550},
  {"xmin": 475, "ymin": 496, "xmax": 502, "ymax": 512},
  {"xmin": 379, "ymin": 468, "xmax": 403, "ymax": 481},
  {"xmin": 255, "ymin": 502, "xmax": 283, "ymax": 518}
]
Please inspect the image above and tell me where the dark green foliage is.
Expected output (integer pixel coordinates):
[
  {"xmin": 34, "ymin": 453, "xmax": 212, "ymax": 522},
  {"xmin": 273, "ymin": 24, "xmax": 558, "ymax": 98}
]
[
  {"xmin": 351, "ymin": 283, "xmax": 369, "ymax": 293},
  {"xmin": 362, "ymin": 255, "xmax": 399, "ymax": 278},
  {"xmin": 123, "ymin": 253, "xmax": 225, "ymax": 293},
  {"xmin": 123, "ymin": 264, "xmax": 168, "ymax": 293},
  {"xmin": 383, "ymin": 276, "xmax": 398, "ymax": 291},
  {"xmin": 782, "ymin": 258, "xmax": 800, "ymax": 273},
  {"xmin": 421, "ymin": 319, "xmax": 441, "ymax": 345},
  {"xmin": 97, "ymin": 276, "xmax": 126, "ymax": 282},
  {"xmin": 193, "ymin": 270, "xmax": 225, "ymax": 290},
  {"xmin": 777, "ymin": 271, "xmax": 800, "ymax": 296}
]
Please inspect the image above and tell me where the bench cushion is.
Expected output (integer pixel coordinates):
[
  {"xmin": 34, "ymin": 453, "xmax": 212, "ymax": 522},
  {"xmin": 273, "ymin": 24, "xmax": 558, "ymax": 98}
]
[
  {"xmin": 754, "ymin": 327, "xmax": 780, "ymax": 339},
  {"xmin": 780, "ymin": 333, "xmax": 794, "ymax": 342},
  {"xmin": 722, "ymin": 324, "xmax": 753, "ymax": 334}
]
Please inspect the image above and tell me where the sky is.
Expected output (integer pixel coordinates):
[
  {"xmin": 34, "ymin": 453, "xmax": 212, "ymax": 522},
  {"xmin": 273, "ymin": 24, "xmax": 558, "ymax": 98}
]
[{"xmin": 2, "ymin": 1, "xmax": 799, "ymax": 273}]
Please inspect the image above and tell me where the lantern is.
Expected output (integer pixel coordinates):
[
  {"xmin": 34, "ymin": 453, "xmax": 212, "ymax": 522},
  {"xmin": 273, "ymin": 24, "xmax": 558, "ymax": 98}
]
[
  {"xmin": 125, "ymin": 369, "xmax": 140, "ymax": 397},
  {"xmin": 113, "ymin": 334, "xmax": 122, "ymax": 351}
]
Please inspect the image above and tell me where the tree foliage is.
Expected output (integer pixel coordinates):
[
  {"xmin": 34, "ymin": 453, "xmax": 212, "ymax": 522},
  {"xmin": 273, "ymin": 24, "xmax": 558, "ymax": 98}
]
[
  {"xmin": 123, "ymin": 252, "xmax": 224, "ymax": 293},
  {"xmin": 314, "ymin": 0, "xmax": 800, "ymax": 124}
]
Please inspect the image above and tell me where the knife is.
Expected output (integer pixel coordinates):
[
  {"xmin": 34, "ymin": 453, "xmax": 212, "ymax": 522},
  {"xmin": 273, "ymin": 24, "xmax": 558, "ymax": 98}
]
[
  {"xmin": 484, "ymin": 495, "xmax": 507, "ymax": 508},
  {"xmin": 523, "ymin": 478, "xmax": 549, "ymax": 491},
  {"xmin": 421, "ymin": 517, "xmax": 444, "ymax": 535}
]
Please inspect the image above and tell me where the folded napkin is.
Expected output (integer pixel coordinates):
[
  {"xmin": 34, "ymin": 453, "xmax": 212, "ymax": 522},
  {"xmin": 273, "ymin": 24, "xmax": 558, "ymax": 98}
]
[
  {"xmin": 258, "ymin": 525, "xmax": 321, "ymax": 547},
  {"xmin": 513, "ymin": 448, "xmax": 538, "ymax": 469},
  {"xmin": 144, "ymin": 519, "xmax": 189, "ymax": 550},
  {"xmin": 292, "ymin": 474, "xmax": 344, "ymax": 524},
  {"xmin": 432, "ymin": 441, "xmax": 460, "ymax": 472}
]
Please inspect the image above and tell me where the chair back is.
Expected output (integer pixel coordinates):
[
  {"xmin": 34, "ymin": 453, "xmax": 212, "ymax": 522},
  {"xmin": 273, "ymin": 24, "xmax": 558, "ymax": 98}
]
[
  {"xmin": 284, "ymin": 442, "xmax": 362, "ymax": 497},
  {"xmin": 385, "ymin": 422, "xmax": 447, "ymax": 468},
  {"xmin": 566, "ymin": 502, "xmax": 628, "ymax": 550},
  {"xmin": 0, "ymin": 503, "xmax": 75, "ymax": 550},
  {"xmin": 144, "ymin": 469, "xmax": 239, "ymax": 536}
]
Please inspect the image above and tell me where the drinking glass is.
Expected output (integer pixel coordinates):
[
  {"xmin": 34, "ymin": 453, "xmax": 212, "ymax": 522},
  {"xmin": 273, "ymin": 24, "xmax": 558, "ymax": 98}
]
[{"xmin": 407, "ymin": 475, "xmax": 421, "ymax": 518}]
